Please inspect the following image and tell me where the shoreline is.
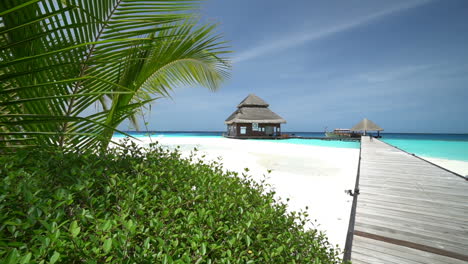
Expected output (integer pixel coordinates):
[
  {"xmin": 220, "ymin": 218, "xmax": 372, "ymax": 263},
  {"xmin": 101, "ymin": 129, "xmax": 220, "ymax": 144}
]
[{"xmin": 421, "ymin": 156, "xmax": 468, "ymax": 177}]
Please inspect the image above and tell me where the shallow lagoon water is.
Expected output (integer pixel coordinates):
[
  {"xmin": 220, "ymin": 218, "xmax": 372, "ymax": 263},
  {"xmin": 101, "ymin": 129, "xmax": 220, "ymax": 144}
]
[
  {"xmin": 382, "ymin": 139, "xmax": 468, "ymax": 161},
  {"xmin": 114, "ymin": 131, "xmax": 468, "ymax": 161},
  {"xmin": 115, "ymin": 132, "xmax": 360, "ymax": 149}
]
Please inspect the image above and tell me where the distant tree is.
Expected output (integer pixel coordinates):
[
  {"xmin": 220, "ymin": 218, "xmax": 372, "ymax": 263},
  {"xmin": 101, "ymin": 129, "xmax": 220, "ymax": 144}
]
[{"xmin": 0, "ymin": 0, "xmax": 230, "ymax": 151}]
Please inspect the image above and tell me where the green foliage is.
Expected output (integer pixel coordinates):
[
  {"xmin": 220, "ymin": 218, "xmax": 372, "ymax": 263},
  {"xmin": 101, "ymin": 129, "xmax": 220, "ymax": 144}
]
[
  {"xmin": 0, "ymin": 142, "xmax": 344, "ymax": 263},
  {"xmin": 0, "ymin": 0, "xmax": 230, "ymax": 151}
]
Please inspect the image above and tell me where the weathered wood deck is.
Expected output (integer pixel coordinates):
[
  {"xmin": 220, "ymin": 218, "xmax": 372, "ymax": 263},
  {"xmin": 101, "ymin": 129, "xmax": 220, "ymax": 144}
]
[{"xmin": 346, "ymin": 136, "xmax": 468, "ymax": 263}]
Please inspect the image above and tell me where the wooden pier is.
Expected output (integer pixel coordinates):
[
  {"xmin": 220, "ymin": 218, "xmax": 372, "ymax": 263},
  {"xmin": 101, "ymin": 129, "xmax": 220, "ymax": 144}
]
[{"xmin": 345, "ymin": 137, "xmax": 468, "ymax": 263}]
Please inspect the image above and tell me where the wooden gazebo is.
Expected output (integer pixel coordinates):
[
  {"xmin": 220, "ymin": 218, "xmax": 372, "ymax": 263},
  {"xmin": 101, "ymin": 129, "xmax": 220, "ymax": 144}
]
[
  {"xmin": 224, "ymin": 94, "xmax": 286, "ymax": 139},
  {"xmin": 351, "ymin": 118, "xmax": 384, "ymax": 137}
]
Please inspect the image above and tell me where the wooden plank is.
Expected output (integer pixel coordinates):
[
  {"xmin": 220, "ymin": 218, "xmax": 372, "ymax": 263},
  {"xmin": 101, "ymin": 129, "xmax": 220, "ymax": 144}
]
[
  {"xmin": 355, "ymin": 204, "xmax": 468, "ymax": 230},
  {"xmin": 351, "ymin": 251, "xmax": 388, "ymax": 264},
  {"xmin": 355, "ymin": 212, "xmax": 468, "ymax": 241},
  {"xmin": 354, "ymin": 223, "xmax": 468, "ymax": 255},
  {"xmin": 349, "ymin": 137, "xmax": 468, "ymax": 263},
  {"xmin": 352, "ymin": 236, "xmax": 467, "ymax": 264},
  {"xmin": 356, "ymin": 199, "xmax": 468, "ymax": 220},
  {"xmin": 357, "ymin": 191, "xmax": 468, "ymax": 211},
  {"xmin": 358, "ymin": 179, "xmax": 465, "ymax": 191},
  {"xmin": 356, "ymin": 200, "xmax": 468, "ymax": 225},
  {"xmin": 358, "ymin": 179, "xmax": 468, "ymax": 194},
  {"xmin": 357, "ymin": 186, "xmax": 468, "ymax": 203},
  {"xmin": 352, "ymin": 248, "xmax": 415, "ymax": 264}
]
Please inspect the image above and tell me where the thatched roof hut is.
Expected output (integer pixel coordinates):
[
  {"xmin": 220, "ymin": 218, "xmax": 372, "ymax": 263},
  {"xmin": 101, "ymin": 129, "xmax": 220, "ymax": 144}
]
[
  {"xmin": 224, "ymin": 94, "xmax": 286, "ymax": 138},
  {"xmin": 351, "ymin": 118, "xmax": 383, "ymax": 136}
]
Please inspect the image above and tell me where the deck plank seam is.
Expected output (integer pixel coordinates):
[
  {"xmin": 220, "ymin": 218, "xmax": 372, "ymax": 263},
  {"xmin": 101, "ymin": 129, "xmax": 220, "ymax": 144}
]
[{"xmin": 354, "ymin": 230, "xmax": 468, "ymax": 262}]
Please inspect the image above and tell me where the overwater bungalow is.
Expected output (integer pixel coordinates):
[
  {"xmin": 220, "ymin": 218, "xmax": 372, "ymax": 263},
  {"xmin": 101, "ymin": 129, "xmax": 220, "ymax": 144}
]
[{"xmin": 224, "ymin": 94, "xmax": 286, "ymax": 139}]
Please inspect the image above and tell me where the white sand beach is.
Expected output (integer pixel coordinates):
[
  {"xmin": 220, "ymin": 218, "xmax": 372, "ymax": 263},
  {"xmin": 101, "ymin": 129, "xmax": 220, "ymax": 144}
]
[
  {"xmin": 421, "ymin": 157, "xmax": 468, "ymax": 177},
  {"xmin": 116, "ymin": 136, "xmax": 360, "ymax": 250}
]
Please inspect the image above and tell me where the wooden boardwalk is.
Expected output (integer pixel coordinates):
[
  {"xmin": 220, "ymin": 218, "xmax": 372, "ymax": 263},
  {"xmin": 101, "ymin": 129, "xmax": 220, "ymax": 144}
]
[{"xmin": 346, "ymin": 137, "xmax": 468, "ymax": 264}]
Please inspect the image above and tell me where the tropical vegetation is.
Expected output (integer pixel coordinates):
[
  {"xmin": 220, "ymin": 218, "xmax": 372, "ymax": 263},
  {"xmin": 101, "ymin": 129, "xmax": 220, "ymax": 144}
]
[
  {"xmin": 0, "ymin": 0, "xmax": 230, "ymax": 151},
  {"xmin": 0, "ymin": 142, "xmax": 343, "ymax": 263}
]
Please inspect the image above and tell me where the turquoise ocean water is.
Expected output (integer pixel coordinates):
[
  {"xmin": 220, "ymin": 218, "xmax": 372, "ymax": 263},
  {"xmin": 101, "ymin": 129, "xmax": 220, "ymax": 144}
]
[
  {"xmin": 381, "ymin": 139, "xmax": 468, "ymax": 161},
  {"xmin": 114, "ymin": 131, "xmax": 360, "ymax": 149},
  {"xmin": 115, "ymin": 132, "xmax": 468, "ymax": 161}
]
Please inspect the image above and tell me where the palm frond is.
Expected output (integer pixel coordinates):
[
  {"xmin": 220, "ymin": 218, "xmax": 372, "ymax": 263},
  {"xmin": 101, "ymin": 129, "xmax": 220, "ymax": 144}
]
[
  {"xmin": 0, "ymin": 0, "xmax": 230, "ymax": 151},
  {"xmin": 102, "ymin": 21, "xmax": 231, "ymax": 135}
]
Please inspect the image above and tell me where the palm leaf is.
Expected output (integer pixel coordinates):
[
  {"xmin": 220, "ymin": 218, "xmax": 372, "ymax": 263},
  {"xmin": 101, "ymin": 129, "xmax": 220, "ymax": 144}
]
[{"xmin": 0, "ymin": 0, "xmax": 230, "ymax": 152}]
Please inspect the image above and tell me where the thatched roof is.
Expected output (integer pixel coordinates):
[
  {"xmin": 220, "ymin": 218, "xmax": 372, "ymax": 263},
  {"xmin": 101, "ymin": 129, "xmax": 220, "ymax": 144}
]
[
  {"xmin": 237, "ymin": 94, "xmax": 269, "ymax": 108},
  {"xmin": 351, "ymin": 118, "xmax": 383, "ymax": 131},
  {"xmin": 225, "ymin": 94, "xmax": 286, "ymax": 125}
]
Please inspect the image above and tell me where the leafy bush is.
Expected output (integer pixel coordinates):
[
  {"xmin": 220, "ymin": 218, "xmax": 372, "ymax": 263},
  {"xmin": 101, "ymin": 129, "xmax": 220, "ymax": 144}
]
[{"xmin": 0, "ymin": 142, "xmax": 344, "ymax": 263}]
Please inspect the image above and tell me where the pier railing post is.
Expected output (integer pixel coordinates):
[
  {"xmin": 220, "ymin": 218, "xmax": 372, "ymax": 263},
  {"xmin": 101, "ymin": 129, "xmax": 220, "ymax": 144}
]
[{"xmin": 343, "ymin": 138, "xmax": 362, "ymax": 262}]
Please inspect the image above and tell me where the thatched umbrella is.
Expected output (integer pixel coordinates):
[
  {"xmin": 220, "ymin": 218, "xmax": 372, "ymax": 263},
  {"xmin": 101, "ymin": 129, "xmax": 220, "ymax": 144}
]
[{"xmin": 351, "ymin": 118, "xmax": 383, "ymax": 136}]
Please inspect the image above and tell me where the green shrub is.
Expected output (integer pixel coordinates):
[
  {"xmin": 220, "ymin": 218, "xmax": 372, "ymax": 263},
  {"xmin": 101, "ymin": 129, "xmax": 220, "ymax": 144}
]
[{"xmin": 0, "ymin": 141, "xmax": 344, "ymax": 263}]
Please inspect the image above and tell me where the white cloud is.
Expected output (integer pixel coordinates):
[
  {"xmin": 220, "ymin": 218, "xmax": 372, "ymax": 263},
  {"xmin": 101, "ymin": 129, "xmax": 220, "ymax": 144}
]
[
  {"xmin": 234, "ymin": 0, "xmax": 434, "ymax": 63},
  {"xmin": 357, "ymin": 64, "xmax": 434, "ymax": 83}
]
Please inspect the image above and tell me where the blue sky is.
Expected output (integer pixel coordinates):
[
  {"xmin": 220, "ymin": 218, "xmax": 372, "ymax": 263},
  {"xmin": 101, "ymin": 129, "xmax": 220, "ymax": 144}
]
[{"xmin": 119, "ymin": 0, "xmax": 468, "ymax": 133}]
